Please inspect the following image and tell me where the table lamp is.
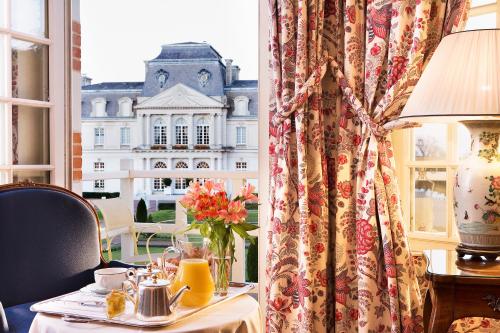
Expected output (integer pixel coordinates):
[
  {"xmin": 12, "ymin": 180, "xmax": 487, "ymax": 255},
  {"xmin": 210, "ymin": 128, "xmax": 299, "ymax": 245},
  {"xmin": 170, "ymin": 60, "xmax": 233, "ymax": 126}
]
[{"xmin": 400, "ymin": 29, "xmax": 500, "ymax": 260}]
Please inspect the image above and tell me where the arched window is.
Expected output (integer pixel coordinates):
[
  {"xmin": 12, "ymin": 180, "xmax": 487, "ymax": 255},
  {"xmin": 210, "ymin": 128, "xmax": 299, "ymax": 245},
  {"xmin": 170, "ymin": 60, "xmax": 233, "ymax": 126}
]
[
  {"xmin": 175, "ymin": 118, "xmax": 188, "ymax": 145},
  {"xmin": 118, "ymin": 97, "xmax": 132, "ymax": 117},
  {"xmin": 153, "ymin": 119, "xmax": 167, "ymax": 145},
  {"xmin": 196, "ymin": 161, "xmax": 209, "ymax": 169},
  {"xmin": 153, "ymin": 161, "xmax": 167, "ymax": 191},
  {"xmin": 91, "ymin": 97, "xmax": 107, "ymax": 117},
  {"xmin": 196, "ymin": 161, "xmax": 210, "ymax": 184},
  {"xmin": 175, "ymin": 161, "xmax": 188, "ymax": 190},
  {"xmin": 196, "ymin": 118, "xmax": 209, "ymax": 145}
]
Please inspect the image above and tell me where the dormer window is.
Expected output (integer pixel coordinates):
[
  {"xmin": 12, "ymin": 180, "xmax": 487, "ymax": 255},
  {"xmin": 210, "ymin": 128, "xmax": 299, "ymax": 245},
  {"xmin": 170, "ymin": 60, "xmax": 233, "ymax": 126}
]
[
  {"xmin": 91, "ymin": 97, "xmax": 107, "ymax": 117},
  {"xmin": 118, "ymin": 97, "xmax": 132, "ymax": 117},
  {"xmin": 233, "ymin": 96, "xmax": 249, "ymax": 116}
]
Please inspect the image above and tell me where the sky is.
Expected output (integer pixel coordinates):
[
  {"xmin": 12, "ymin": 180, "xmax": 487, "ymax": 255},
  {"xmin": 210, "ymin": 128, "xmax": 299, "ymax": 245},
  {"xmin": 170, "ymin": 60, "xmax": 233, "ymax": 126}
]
[{"xmin": 80, "ymin": 0, "xmax": 258, "ymax": 84}]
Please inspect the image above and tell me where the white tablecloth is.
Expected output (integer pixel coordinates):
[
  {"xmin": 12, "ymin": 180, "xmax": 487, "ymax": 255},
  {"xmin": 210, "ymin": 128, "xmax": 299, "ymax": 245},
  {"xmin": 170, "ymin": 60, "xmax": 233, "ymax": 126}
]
[{"xmin": 29, "ymin": 295, "xmax": 262, "ymax": 333}]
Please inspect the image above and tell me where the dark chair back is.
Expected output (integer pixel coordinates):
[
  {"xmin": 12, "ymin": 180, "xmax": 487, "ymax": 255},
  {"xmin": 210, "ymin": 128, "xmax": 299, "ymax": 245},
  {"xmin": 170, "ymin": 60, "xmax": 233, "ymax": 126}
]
[{"xmin": 0, "ymin": 183, "xmax": 103, "ymax": 307}]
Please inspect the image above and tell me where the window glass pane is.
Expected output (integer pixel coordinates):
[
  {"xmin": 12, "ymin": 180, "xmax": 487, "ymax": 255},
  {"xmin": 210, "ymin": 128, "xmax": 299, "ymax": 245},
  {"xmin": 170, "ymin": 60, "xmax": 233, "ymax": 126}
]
[
  {"xmin": 0, "ymin": 171, "xmax": 9, "ymax": 184},
  {"xmin": 13, "ymin": 170, "xmax": 50, "ymax": 183},
  {"xmin": 0, "ymin": 35, "xmax": 6, "ymax": 96},
  {"xmin": 457, "ymin": 123, "xmax": 472, "ymax": 160},
  {"xmin": 0, "ymin": 0, "xmax": 5, "ymax": 28},
  {"xmin": 471, "ymin": 0, "xmax": 496, "ymax": 7},
  {"xmin": 465, "ymin": 13, "xmax": 496, "ymax": 30},
  {"xmin": 11, "ymin": 0, "xmax": 48, "ymax": 38},
  {"xmin": 0, "ymin": 103, "xmax": 7, "ymax": 165},
  {"xmin": 12, "ymin": 39, "xmax": 49, "ymax": 101},
  {"xmin": 412, "ymin": 167, "xmax": 447, "ymax": 233},
  {"xmin": 414, "ymin": 123, "xmax": 447, "ymax": 161},
  {"xmin": 13, "ymin": 106, "xmax": 49, "ymax": 165}
]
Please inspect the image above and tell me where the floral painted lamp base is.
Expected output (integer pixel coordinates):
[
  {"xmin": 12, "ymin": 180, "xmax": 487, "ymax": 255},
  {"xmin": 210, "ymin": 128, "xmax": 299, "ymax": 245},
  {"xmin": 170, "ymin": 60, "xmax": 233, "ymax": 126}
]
[{"xmin": 454, "ymin": 120, "xmax": 500, "ymax": 261}]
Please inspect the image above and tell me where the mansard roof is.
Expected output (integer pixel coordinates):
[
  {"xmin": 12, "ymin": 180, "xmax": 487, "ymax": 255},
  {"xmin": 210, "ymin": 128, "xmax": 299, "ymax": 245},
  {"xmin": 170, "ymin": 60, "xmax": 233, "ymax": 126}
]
[
  {"xmin": 136, "ymin": 83, "xmax": 225, "ymax": 109},
  {"xmin": 82, "ymin": 82, "xmax": 144, "ymax": 90},
  {"xmin": 151, "ymin": 42, "xmax": 223, "ymax": 62},
  {"xmin": 224, "ymin": 80, "xmax": 258, "ymax": 89}
]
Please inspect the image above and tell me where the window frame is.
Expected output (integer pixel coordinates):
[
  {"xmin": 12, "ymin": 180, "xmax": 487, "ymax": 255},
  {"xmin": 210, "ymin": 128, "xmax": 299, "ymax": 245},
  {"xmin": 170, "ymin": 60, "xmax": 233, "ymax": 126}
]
[
  {"xmin": 394, "ymin": 1, "xmax": 499, "ymax": 250},
  {"xmin": 196, "ymin": 124, "xmax": 210, "ymax": 145},
  {"xmin": 153, "ymin": 119, "xmax": 167, "ymax": 145},
  {"xmin": 175, "ymin": 119, "xmax": 188, "ymax": 145},
  {"xmin": 120, "ymin": 127, "xmax": 130, "ymax": 146},
  {"xmin": 236, "ymin": 161, "xmax": 247, "ymax": 170},
  {"xmin": 236, "ymin": 126, "xmax": 247, "ymax": 145},
  {"xmin": 174, "ymin": 160, "xmax": 188, "ymax": 190},
  {"xmin": 94, "ymin": 127, "xmax": 104, "ymax": 146},
  {"xmin": 152, "ymin": 160, "xmax": 167, "ymax": 191},
  {"xmin": 0, "ymin": 0, "xmax": 67, "ymax": 186},
  {"xmin": 93, "ymin": 160, "xmax": 104, "ymax": 191}
]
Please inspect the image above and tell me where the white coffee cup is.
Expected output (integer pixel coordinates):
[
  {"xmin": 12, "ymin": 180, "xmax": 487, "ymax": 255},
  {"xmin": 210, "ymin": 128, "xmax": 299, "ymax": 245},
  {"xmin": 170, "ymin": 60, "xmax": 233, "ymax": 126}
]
[{"xmin": 94, "ymin": 268, "xmax": 128, "ymax": 290}]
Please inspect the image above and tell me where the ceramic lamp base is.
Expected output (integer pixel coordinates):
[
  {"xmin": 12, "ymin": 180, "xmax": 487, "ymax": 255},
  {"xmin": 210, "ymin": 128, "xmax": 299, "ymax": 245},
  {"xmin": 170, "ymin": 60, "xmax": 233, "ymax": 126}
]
[{"xmin": 454, "ymin": 120, "xmax": 500, "ymax": 259}]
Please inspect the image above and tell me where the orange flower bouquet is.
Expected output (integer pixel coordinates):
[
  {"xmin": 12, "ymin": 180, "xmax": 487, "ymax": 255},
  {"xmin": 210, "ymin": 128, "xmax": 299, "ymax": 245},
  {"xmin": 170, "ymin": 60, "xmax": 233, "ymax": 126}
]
[{"xmin": 180, "ymin": 180, "xmax": 258, "ymax": 295}]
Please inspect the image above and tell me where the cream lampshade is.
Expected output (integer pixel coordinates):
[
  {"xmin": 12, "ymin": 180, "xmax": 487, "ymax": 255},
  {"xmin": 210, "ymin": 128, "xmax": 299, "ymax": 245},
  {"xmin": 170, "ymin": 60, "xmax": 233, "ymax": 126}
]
[{"xmin": 401, "ymin": 29, "xmax": 500, "ymax": 260}]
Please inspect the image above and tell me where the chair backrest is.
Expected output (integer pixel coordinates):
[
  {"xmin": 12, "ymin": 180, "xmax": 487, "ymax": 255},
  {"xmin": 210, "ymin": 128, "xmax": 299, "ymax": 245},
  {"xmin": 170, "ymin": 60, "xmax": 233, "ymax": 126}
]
[
  {"xmin": 0, "ymin": 183, "xmax": 103, "ymax": 307},
  {"xmin": 91, "ymin": 198, "xmax": 135, "ymax": 233}
]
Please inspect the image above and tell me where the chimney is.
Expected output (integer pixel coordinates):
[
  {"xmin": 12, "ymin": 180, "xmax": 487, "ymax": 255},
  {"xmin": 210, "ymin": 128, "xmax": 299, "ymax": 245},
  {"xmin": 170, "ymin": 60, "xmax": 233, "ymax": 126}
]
[
  {"xmin": 81, "ymin": 74, "xmax": 92, "ymax": 87},
  {"xmin": 232, "ymin": 65, "xmax": 240, "ymax": 82},
  {"xmin": 225, "ymin": 59, "xmax": 233, "ymax": 86}
]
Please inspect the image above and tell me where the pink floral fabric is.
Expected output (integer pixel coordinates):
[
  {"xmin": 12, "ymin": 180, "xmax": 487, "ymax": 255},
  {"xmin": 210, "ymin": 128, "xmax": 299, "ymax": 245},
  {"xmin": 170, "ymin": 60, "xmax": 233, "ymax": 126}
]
[{"xmin": 266, "ymin": 1, "xmax": 469, "ymax": 332}]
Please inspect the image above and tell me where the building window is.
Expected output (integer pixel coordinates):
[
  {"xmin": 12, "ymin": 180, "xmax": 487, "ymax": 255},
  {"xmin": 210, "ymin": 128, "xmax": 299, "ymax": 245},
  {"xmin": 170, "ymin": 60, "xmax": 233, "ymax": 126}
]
[
  {"xmin": 94, "ymin": 127, "xmax": 104, "ymax": 145},
  {"xmin": 153, "ymin": 119, "xmax": 167, "ymax": 145},
  {"xmin": 196, "ymin": 161, "xmax": 210, "ymax": 184},
  {"xmin": 94, "ymin": 161, "xmax": 105, "ymax": 190},
  {"xmin": 236, "ymin": 161, "xmax": 247, "ymax": 170},
  {"xmin": 91, "ymin": 97, "xmax": 107, "ymax": 117},
  {"xmin": 118, "ymin": 97, "xmax": 132, "ymax": 117},
  {"xmin": 196, "ymin": 119, "xmax": 210, "ymax": 145},
  {"xmin": 175, "ymin": 118, "xmax": 188, "ymax": 145},
  {"xmin": 236, "ymin": 127, "xmax": 246, "ymax": 145},
  {"xmin": 234, "ymin": 96, "xmax": 250, "ymax": 116},
  {"xmin": 175, "ymin": 161, "xmax": 188, "ymax": 190},
  {"xmin": 153, "ymin": 161, "xmax": 167, "ymax": 191},
  {"xmin": 120, "ymin": 127, "xmax": 130, "ymax": 146}
]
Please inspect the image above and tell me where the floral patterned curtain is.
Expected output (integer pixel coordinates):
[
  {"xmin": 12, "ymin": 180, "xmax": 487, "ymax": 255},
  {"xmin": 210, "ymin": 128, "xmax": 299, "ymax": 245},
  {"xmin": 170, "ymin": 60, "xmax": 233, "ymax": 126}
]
[{"xmin": 266, "ymin": 0, "xmax": 469, "ymax": 332}]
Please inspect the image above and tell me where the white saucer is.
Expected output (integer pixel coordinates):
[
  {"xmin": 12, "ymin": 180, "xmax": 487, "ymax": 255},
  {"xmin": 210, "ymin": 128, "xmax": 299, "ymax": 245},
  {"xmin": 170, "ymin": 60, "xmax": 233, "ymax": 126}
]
[{"xmin": 80, "ymin": 283, "xmax": 112, "ymax": 295}]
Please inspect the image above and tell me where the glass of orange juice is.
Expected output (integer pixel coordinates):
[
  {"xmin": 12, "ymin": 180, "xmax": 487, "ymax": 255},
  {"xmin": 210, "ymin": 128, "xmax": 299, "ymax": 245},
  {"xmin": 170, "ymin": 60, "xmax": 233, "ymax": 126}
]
[{"xmin": 170, "ymin": 239, "xmax": 214, "ymax": 307}]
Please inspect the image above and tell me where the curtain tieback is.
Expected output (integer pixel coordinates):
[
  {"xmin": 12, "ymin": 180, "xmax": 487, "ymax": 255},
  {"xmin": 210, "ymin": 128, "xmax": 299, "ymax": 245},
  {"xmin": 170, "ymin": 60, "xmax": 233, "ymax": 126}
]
[{"xmin": 271, "ymin": 52, "xmax": 389, "ymax": 139}]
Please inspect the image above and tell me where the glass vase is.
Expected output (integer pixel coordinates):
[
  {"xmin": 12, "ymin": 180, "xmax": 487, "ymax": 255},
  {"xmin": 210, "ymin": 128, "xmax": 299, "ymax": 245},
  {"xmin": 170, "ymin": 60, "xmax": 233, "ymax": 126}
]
[{"xmin": 211, "ymin": 256, "xmax": 231, "ymax": 296}]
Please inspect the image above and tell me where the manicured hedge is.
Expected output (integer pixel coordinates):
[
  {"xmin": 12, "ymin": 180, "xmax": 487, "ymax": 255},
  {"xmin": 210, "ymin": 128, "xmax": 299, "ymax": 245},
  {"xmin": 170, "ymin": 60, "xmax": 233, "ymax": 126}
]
[
  {"xmin": 246, "ymin": 238, "xmax": 258, "ymax": 282},
  {"xmin": 158, "ymin": 202, "xmax": 176, "ymax": 211},
  {"xmin": 82, "ymin": 192, "xmax": 120, "ymax": 199},
  {"xmin": 136, "ymin": 198, "xmax": 148, "ymax": 223}
]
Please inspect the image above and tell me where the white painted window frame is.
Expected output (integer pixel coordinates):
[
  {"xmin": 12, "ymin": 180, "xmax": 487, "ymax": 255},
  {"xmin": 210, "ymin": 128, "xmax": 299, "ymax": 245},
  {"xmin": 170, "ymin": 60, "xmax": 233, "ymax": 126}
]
[
  {"xmin": 394, "ymin": 1, "xmax": 499, "ymax": 250},
  {"xmin": 196, "ymin": 124, "xmax": 210, "ymax": 145},
  {"xmin": 236, "ymin": 126, "xmax": 247, "ymax": 145},
  {"xmin": 153, "ymin": 119, "xmax": 167, "ymax": 145},
  {"xmin": 120, "ymin": 127, "xmax": 131, "ymax": 146},
  {"xmin": 94, "ymin": 127, "xmax": 104, "ymax": 145},
  {"xmin": 0, "ymin": 0, "xmax": 67, "ymax": 186},
  {"xmin": 236, "ymin": 161, "xmax": 247, "ymax": 170}
]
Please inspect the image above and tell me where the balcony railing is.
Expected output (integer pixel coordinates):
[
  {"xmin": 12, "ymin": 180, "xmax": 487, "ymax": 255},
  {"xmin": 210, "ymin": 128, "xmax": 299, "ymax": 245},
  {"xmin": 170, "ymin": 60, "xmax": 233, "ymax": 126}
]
[{"xmin": 82, "ymin": 159, "xmax": 259, "ymax": 284}]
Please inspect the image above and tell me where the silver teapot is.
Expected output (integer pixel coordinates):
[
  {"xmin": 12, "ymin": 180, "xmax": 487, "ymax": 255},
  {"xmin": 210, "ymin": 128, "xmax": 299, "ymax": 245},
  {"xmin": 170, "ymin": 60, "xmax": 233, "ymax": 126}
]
[
  {"xmin": 127, "ymin": 263, "xmax": 163, "ymax": 285},
  {"xmin": 124, "ymin": 273, "xmax": 189, "ymax": 322}
]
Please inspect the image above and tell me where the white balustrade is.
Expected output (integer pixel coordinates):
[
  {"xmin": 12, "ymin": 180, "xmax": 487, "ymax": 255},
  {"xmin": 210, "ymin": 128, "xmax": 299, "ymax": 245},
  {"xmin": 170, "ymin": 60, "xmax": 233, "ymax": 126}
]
[{"xmin": 82, "ymin": 165, "xmax": 259, "ymax": 286}]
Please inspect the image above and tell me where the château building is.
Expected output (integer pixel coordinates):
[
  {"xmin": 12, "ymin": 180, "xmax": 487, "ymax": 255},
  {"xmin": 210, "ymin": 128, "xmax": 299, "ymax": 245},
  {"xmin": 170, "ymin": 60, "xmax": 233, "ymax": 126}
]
[{"xmin": 80, "ymin": 42, "xmax": 258, "ymax": 206}]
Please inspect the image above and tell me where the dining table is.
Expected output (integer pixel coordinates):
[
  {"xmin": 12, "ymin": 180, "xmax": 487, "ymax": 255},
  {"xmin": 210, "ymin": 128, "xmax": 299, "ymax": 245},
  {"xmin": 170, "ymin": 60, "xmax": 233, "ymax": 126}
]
[{"xmin": 29, "ymin": 294, "xmax": 262, "ymax": 333}]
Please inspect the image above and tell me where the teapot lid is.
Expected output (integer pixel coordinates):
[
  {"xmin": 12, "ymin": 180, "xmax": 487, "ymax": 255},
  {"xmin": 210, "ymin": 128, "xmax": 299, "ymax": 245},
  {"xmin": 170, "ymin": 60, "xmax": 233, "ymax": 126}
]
[{"xmin": 140, "ymin": 273, "xmax": 169, "ymax": 287}]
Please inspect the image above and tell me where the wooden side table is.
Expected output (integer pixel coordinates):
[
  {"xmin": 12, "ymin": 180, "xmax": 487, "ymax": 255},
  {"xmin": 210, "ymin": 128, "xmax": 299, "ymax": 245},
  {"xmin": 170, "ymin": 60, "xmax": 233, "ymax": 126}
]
[{"xmin": 424, "ymin": 249, "xmax": 500, "ymax": 333}]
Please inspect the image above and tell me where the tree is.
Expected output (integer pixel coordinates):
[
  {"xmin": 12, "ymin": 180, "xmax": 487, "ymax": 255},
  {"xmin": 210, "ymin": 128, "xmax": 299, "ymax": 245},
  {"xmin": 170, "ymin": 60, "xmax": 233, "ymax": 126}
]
[
  {"xmin": 162, "ymin": 178, "xmax": 172, "ymax": 187},
  {"xmin": 246, "ymin": 238, "xmax": 258, "ymax": 282},
  {"xmin": 136, "ymin": 198, "xmax": 148, "ymax": 223}
]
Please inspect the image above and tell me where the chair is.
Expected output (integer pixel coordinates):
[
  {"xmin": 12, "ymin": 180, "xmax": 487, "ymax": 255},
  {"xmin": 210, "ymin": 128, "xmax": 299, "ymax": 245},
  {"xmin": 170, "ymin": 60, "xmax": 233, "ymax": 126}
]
[
  {"xmin": 0, "ymin": 182, "xmax": 139, "ymax": 333},
  {"xmin": 92, "ymin": 198, "xmax": 163, "ymax": 263}
]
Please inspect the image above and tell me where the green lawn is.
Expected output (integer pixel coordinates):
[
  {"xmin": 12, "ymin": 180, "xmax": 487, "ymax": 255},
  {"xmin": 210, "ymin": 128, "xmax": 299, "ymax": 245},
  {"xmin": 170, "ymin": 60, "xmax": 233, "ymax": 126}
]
[
  {"xmin": 102, "ymin": 245, "xmax": 165, "ymax": 263},
  {"xmin": 147, "ymin": 209, "xmax": 258, "ymax": 224}
]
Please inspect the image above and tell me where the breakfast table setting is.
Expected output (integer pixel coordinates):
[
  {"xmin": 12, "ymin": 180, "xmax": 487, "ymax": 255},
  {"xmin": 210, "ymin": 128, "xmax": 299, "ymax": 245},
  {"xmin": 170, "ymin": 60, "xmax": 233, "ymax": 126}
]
[{"xmin": 27, "ymin": 181, "xmax": 263, "ymax": 332}]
